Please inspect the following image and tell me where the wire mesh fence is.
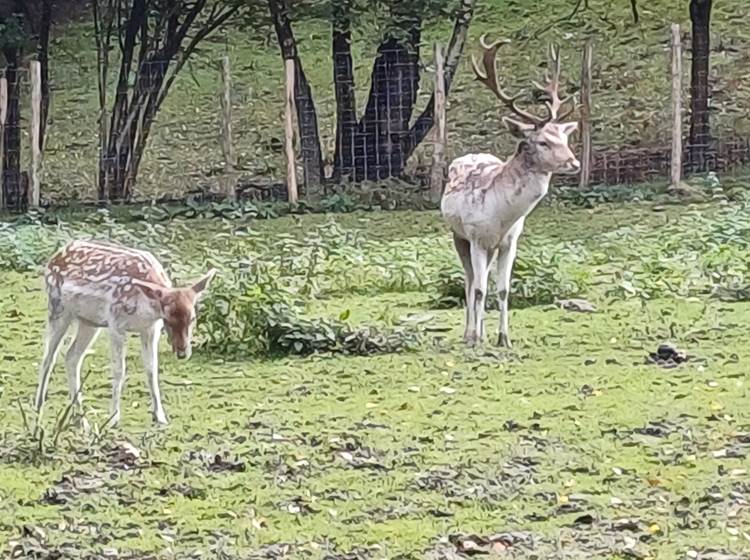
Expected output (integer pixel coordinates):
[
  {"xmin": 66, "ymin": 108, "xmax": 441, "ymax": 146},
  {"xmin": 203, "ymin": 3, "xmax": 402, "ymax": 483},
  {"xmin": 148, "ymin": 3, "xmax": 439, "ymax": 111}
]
[{"xmin": 1, "ymin": 22, "xmax": 749, "ymax": 212}]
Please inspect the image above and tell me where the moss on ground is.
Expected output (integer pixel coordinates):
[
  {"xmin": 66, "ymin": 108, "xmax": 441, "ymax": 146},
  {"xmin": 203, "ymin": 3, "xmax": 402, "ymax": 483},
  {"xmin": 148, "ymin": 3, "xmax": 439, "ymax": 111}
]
[{"xmin": 1, "ymin": 202, "xmax": 749, "ymax": 558}]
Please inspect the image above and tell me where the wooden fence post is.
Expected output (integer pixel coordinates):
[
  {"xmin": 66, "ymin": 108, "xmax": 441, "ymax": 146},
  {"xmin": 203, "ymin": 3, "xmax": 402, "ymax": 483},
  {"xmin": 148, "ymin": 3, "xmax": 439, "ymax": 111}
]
[
  {"xmin": 670, "ymin": 23, "xmax": 682, "ymax": 188},
  {"xmin": 429, "ymin": 42, "xmax": 447, "ymax": 203},
  {"xmin": 219, "ymin": 56, "xmax": 236, "ymax": 201},
  {"xmin": 0, "ymin": 77, "xmax": 7, "ymax": 211},
  {"xmin": 29, "ymin": 61, "xmax": 43, "ymax": 208},
  {"xmin": 578, "ymin": 40, "xmax": 593, "ymax": 190},
  {"xmin": 284, "ymin": 58, "xmax": 298, "ymax": 205}
]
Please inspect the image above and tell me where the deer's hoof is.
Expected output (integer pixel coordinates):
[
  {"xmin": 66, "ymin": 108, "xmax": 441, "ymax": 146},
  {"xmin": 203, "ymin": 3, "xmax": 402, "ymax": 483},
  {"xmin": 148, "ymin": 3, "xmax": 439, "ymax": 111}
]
[
  {"xmin": 465, "ymin": 333, "xmax": 485, "ymax": 348},
  {"xmin": 496, "ymin": 333, "xmax": 512, "ymax": 348},
  {"xmin": 153, "ymin": 411, "xmax": 168, "ymax": 426}
]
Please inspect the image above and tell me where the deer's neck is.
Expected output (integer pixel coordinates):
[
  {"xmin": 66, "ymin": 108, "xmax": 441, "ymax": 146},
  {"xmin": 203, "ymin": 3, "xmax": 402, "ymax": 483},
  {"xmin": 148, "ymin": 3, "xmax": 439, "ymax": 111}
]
[{"xmin": 502, "ymin": 151, "xmax": 552, "ymax": 202}]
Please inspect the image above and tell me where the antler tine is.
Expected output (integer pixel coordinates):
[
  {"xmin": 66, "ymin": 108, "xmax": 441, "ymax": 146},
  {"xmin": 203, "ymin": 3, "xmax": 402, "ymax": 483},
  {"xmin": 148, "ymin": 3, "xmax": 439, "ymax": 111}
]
[
  {"xmin": 531, "ymin": 43, "xmax": 575, "ymax": 122},
  {"xmin": 471, "ymin": 34, "xmax": 546, "ymax": 126},
  {"xmin": 557, "ymin": 97, "xmax": 577, "ymax": 121}
]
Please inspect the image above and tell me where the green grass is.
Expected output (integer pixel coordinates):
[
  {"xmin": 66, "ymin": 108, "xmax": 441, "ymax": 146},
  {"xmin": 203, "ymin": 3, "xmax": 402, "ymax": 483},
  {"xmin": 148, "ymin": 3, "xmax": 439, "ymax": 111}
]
[
  {"xmin": 38, "ymin": 0, "xmax": 750, "ymax": 203},
  {"xmin": 1, "ymin": 199, "xmax": 749, "ymax": 558}
]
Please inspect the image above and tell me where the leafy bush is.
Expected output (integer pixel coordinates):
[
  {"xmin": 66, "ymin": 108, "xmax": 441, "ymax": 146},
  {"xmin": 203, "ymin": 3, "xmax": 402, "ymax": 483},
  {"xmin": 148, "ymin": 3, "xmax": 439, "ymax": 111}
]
[
  {"xmin": 129, "ymin": 199, "xmax": 281, "ymax": 222},
  {"xmin": 0, "ymin": 222, "xmax": 70, "ymax": 271},
  {"xmin": 8, "ymin": 199, "xmax": 750, "ymax": 359},
  {"xmin": 196, "ymin": 258, "xmax": 421, "ymax": 357}
]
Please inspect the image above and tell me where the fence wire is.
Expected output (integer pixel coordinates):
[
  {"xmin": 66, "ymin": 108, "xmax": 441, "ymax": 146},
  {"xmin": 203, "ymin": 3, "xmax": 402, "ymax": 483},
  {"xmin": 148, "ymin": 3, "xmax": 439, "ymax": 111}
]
[{"xmin": 1, "ymin": 26, "xmax": 749, "ymax": 211}]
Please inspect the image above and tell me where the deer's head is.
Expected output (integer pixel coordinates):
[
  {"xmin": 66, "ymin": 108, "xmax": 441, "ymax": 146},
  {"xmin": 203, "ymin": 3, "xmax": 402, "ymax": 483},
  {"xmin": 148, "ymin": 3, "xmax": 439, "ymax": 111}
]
[
  {"xmin": 472, "ymin": 36, "xmax": 580, "ymax": 175},
  {"xmin": 132, "ymin": 269, "xmax": 216, "ymax": 359}
]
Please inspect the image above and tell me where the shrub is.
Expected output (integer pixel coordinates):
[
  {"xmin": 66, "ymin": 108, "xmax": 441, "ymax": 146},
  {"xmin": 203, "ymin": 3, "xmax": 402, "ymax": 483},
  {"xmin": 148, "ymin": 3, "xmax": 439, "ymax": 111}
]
[{"xmin": 196, "ymin": 258, "xmax": 422, "ymax": 358}]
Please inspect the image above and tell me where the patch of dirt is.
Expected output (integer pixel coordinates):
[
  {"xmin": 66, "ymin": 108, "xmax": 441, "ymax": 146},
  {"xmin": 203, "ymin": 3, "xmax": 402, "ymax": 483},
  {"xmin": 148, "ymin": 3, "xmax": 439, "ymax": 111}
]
[
  {"xmin": 186, "ymin": 449, "xmax": 246, "ymax": 473},
  {"xmin": 412, "ymin": 455, "xmax": 539, "ymax": 506},
  {"xmin": 426, "ymin": 522, "xmax": 659, "ymax": 559},
  {"xmin": 40, "ymin": 470, "xmax": 106, "ymax": 505}
]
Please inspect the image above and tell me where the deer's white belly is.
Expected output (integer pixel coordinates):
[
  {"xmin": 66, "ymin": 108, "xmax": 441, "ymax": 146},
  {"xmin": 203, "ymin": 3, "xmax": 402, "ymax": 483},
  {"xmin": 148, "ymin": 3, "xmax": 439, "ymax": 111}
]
[{"xmin": 54, "ymin": 280, "xmax": 158, "ymax": 331}]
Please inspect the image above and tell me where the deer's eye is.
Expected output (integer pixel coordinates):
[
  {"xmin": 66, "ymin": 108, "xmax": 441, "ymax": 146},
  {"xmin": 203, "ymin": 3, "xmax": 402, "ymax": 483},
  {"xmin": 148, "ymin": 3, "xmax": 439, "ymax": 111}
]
[{"xmin": 538, "ymin": 141, "xmax": 550, "ymax": 149}]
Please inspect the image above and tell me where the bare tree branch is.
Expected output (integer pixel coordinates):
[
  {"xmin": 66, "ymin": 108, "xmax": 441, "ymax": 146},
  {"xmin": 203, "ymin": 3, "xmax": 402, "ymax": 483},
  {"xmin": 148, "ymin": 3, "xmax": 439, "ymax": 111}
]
[{"xmin": 94, "ymin": 0, "xmax": 241, "ymax": 200}]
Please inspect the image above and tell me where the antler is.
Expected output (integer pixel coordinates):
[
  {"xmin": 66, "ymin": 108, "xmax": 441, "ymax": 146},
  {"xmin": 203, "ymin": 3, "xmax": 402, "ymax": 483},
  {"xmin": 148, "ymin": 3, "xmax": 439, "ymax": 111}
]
[
  {"xmin": 532, "ymin": 44, "xmax": 576, "ymax": 122},
  {"xmin": 472, "ymin": 36, "xmax": 576, "ymax": 125},
  {"xmin": 471, "ymin": 34, "xmax": 546, "ymax": 126}
]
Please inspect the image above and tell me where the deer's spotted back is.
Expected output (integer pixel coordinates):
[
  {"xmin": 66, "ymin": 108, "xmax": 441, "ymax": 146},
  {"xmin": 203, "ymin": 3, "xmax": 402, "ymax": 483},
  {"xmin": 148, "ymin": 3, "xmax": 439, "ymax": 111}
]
[
  {"xmin": 45, "ymin": 240, "xmax": 171, "ymax": 323},
  {"xmin": 444, "ymin": 153, "xmax": 505, "ymax": 196},
  {"xmin": 47, "ymin": 240, "xmax": 170, "ymax": 286}
]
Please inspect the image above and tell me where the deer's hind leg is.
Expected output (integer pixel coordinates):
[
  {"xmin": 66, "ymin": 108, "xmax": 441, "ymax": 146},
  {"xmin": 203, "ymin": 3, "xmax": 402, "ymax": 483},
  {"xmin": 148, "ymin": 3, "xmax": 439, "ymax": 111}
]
[
  {"xmin": 453, "ymin": 233, "xmax": 475, "ymax": 343},
  {"xmin": 35, "ymin": 309, "xmax": 73, "ymax": 413},
  {"xmin": 469, "ymin": 242, "xmax": 493, "ymax": 345}
]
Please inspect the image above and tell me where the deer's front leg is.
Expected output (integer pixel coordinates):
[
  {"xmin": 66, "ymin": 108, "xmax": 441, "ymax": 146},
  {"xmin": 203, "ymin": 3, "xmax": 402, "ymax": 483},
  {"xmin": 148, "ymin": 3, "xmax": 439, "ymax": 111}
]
[
  {"xmin": 495, "ymin": 221, "xmax": 523, "ymax": 348},
  {"xmin": 108, "ymin": 329, "xmax": 127, "ymax": 427},
  {"xmin": 65, "ymin": 322, "xmax": 100, "ymax": 431},
  {"xmin": 141, "ymin": 324, "xmax": 167, "ymax": 425}
]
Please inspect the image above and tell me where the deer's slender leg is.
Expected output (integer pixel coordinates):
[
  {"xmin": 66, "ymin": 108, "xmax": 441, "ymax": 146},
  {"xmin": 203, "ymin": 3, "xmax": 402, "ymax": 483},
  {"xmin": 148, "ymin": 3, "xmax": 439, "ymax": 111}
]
[
  {"xmin": 495, "ymin": 220, "xmax": 524, "ymax": 348},
  {"xmin": 453, "ymin": 233, "xmax": 474, "ymax": 343},
  {"xmin": 35, "ymin": 313, "xmax": 73, "ymax": 412},
  {"xmin": 108, "ymin": 329, "xmax": 127, "ymax": 427},
  {"xmin": 141, "ymin": 323, "xmax": 167, "ymax": 425},
  {"xmin": 481, "ymin": 246, "xmax": 497, "ymax": 342},
  {"xmin": 469, "ymin": 242, "xmax": 491, "ymax": 346},
  {"xmin": 64, "ymin": 321, "xmax": 99, "ymax": 429}
]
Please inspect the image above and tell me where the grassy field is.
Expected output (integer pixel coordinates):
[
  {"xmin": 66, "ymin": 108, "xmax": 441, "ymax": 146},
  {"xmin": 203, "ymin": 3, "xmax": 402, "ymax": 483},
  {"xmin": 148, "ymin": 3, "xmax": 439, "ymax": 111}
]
[
  {"xmin": 1, "ymin": 196, "xmax": 749, "ymax": 559},
  {"xmin": 37, "ymin": 0, "xmax": 750, "ymax": 202}
]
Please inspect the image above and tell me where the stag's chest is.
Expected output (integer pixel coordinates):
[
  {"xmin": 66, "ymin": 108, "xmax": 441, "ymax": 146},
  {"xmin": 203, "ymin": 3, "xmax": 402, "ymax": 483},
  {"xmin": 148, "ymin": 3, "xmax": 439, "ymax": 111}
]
[
  {"xmin": 490, "ymin": 179, "xmax": 547, "ymax": 220},
  {"xmin": 446, "ymin": 181, "xmax": 547, "ymax": 244}
]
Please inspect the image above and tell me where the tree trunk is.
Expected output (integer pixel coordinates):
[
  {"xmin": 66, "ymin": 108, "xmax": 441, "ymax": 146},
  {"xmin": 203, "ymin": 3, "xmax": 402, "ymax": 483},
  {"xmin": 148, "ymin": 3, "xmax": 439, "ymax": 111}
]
[
  {"xmin": 402, "ymin": 0, "xmax": 476, "ymax": 161},
  {"xmin": 2, "ymin": 46, "xmax": 24, "ymax": 212},
  {"xmin": 351, "ymin": 3, "xmax": 422, "ymax": 182},
  {"xmin": 353, "ymin": 36, "xmax": 420, "ymax": 181},
  {"xmin": 267, "ymin": 0, "xmax": 323, "ymax": 192},
  {"xmin": 97, "ymin": 0, "xmax": 145, "ymax": 200},
  {"xmin": 688, "ymin": 0, "xmax": 712, "ymax": 172},
  {"xmin": 341, "ymin": 0, "xmax": 476, "ymax": 181},
  {"xmin": 92, "ymin": 0, "xmax": 238, "ymax": 202},
  {"xmin": 36, "ymin": 0, "xmax": 52, "ymax": 151},
  {"xmin": 99, "ymin": 59, "xmax": 166, "ymax": 201},
  {"xmin": 332, "ymin": 0, "xmax": 357, "ymax": 181}
]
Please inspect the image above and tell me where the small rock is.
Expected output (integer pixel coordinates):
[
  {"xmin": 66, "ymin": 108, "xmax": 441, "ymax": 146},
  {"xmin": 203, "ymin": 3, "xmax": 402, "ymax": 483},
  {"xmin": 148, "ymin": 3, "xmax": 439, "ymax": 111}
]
[
  {"xmin": 556, "ymin": 298, "xmax": 597, "ymax": 313},
  {"xmin": 646, "ymin": 343, "xmax": 688, "ymax": 367}
]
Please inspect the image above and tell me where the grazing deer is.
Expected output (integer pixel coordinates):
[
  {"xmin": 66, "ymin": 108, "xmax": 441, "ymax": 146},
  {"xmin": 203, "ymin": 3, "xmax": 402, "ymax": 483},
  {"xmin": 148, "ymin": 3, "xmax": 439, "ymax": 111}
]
[
  {"xmin": 35, "ymin": 240, "xmax": 216, "ymax": 427},
  {"xmin": 441, "ymin": 36, "xmax": 580, "ymax": 347}
]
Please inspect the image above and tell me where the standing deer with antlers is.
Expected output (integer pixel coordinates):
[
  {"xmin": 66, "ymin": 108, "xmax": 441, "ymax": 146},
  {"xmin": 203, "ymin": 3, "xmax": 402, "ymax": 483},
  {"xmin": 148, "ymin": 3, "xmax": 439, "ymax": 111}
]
[
  {"xmin": 441, "ymin": 36, "xmax": 580, "ymax": 347},
  {"xmin": 35, "ymin": 240, "xmax": 216, "ymax": 428}
]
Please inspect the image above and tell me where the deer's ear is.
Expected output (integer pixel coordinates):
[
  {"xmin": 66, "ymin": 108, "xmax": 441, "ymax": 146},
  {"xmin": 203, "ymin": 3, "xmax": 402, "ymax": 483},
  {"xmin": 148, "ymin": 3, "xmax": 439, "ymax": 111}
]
[
  {"xmin": 503, "ymin": 117, "xmax": 536, "ymax": 139},
  {"xmin": 559, "ymin": 121, "xmax": 578, "ymax": 137},
  {"xmin": 131, "ymin": 279, "xmax": 166, "ymax": 302},
  {"xmin": 191, "ymin": 268, "xmax": 216, "ymax": 295}
]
